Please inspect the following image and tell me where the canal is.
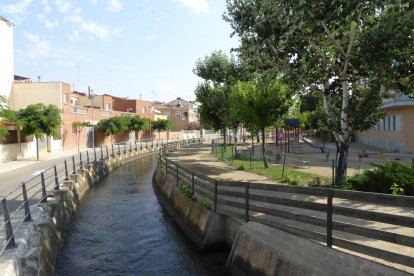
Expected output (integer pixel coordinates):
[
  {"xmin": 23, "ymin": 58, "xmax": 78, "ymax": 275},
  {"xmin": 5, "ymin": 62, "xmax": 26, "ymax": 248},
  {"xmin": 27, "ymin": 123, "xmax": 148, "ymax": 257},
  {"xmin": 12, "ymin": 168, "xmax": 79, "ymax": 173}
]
[{"xmin": 55, "ymin": 155, "xmax": 229, "ymax": 275}]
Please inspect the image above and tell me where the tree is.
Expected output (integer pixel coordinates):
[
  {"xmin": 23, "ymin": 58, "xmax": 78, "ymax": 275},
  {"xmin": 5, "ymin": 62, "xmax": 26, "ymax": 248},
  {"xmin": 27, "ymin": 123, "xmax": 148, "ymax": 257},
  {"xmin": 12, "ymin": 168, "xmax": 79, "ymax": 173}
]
[
  {"xmin": 72, "ymin": 121, "xmax": 91, "ymax": 152},
  {"xmin": 152, "ymin": 119, "xmax": 172, "ymax": 140},
  {"xmin": 0, "ymin": 95, "xmax": 12, "ymax": 141},
  {"xmin": 231, "ymin": 75, "xmax": 292, "ymax": 168},
  {"xmin": 194, "ymin": 50, "xmax": 242, "ymax": 147},
  {"xmin": 96, "ymin": 116, "xmax": 130, "ymax": 144},
  {"xmin": 15, "ymin": 104, "xmax": 62, "ymax": 161},
  {"xmin": 225, "ymin": 0, "xmax": 413, "ymax": 183},
  {"xmin": 129, "ymin": 115, "xmax": 145, "ymax": 140}
]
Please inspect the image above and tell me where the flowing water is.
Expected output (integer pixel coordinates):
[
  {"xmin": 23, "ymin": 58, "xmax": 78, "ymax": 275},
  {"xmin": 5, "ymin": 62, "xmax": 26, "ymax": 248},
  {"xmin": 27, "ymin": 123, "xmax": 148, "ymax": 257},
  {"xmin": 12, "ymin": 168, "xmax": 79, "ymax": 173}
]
[{"xmin": 55, "ymin": 155, "xmax": 229, "ymax": 275}]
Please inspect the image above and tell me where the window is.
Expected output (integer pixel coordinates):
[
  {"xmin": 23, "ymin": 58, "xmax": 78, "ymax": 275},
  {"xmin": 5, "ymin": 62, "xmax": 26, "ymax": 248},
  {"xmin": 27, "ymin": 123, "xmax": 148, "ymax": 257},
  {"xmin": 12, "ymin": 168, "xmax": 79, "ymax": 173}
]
[
  {"xmin": 105, "ymin": 103, "xmax": 111, "ymax": 111},
  {"xmin": 63, "ymin": 93, "xmax": 68, "ymax": 104},
  {"xmin": 142, "ymin": 107, "xmax": 146, "ymax": 114},
  {"xmin": 395, "ymin": 115, "xmax": 401, "ymax": 131},
  {"xmin": 176, "ymin": 111, "xmax": 181, "ymax": 118}
]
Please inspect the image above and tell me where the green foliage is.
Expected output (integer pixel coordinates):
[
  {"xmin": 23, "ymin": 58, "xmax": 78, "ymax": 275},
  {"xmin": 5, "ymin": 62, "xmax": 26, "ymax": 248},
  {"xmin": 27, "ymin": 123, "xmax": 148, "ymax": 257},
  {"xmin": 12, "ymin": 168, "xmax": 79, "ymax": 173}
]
[
  {"xmin": 129, "ymin": 115, "xmax": 145, "ymax": 132},
  {"xmin": 307, "ymin": 177, "xmax": 322, "ymax": 187},
  {"xmin": 200, "ymin": 197, "xmax": 211, "ymax": 210},
  {"xmin": 0, "ymin": 127, "xmax": 8, "ymax": 142},
  {"xmin": 152, "ymin": 119, "xmax": 172, "ymax": 133},
  {"xmin": 16, "ymin": 103, "xmax": 62, "ymax": 140},
  {"xmin": 282, "ymin": 175, "xmax": 301, "ymax": 186},
  {"xmin": 236, "ymin": 164, "xmax": 245, "ymax": 170},
  {"xmin": 178, "ymin": 182, "xmax": 194, "ymax": 199},
  {"xmin": 390, "ymin": 183, "xmax": 405, "ymax": 196},
  {"xmin": 96, "ymin": 115, "xmax": 130, "ymax": 137},
  {"xmin": 345, "ymin": 162, "xmax": 414, "ymax": 195}
]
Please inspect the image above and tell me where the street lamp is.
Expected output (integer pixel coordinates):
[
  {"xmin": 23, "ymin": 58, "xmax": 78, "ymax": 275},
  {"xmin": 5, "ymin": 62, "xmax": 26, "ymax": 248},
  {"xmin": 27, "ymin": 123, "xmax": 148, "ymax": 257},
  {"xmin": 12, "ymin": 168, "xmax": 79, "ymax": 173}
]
[{"xmin": 88, "ymin": 86, "xmax": 95, "ymax": 148}]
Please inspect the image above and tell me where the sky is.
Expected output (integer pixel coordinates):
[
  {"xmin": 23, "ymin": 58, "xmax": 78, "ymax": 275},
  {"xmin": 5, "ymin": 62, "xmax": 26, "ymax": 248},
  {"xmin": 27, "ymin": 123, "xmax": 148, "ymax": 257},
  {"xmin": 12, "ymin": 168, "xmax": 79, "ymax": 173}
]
[{"xmin": 1, "ymin": 0, "xmax": 239, "ymax": 102}]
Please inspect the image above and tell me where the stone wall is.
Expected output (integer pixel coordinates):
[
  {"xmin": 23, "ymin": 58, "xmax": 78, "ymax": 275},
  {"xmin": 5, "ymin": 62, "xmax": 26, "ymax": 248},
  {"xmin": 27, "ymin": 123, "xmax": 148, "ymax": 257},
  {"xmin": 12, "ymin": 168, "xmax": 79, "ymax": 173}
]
[{"xmin": 0, "ymin": 148, "xmax": 157, "ymax": 275}]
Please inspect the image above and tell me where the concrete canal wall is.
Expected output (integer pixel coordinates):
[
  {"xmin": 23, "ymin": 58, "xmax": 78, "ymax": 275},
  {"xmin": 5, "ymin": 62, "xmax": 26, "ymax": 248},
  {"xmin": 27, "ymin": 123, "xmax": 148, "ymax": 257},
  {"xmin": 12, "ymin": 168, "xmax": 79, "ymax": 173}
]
[
  {"xmin": 0, "ymin": 149, "xmax": 157, "ymax": 276},
  {"xmin": 152, "ymin": 165, "xmax": 409, "ymax": 276}
]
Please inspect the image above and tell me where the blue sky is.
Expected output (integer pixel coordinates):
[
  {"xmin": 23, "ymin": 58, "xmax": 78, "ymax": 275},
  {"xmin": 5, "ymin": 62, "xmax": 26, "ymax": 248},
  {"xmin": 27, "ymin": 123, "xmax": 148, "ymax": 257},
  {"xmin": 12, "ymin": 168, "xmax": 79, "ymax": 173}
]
[{"xmin": 1, "ymin": 0, "xmax": 239, "ymax": 102}]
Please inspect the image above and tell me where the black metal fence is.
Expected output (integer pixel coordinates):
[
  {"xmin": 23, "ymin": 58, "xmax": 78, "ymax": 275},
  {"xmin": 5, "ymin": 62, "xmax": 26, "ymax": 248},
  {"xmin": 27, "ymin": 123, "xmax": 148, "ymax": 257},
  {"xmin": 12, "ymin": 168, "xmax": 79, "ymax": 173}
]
[
  {"xmin": 158, "ymin": 150, "xmax": 414, "ymax": 270},
  {"xmin": 0, "ymin": 138, "xmax": 190, "ymax": 255}
]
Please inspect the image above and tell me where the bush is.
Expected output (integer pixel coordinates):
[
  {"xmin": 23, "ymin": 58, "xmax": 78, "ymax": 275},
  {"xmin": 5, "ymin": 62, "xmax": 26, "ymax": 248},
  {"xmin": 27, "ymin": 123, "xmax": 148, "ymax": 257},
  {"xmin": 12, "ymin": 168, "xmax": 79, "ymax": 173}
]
[
  {"xmin": 282, "ymin": 175, "xmax": 301, "ymax": 185},
  {"xmin": 200, "ymin": 197, "xmax": 212, "ymax": 210},
  {"xmin": 345, "ymin": 162, "xmax": 414, "ymax": 195},
  {"xmin": 236, "ymin": 164, "xmax": 245, "ymax": 170},
  {"xmin": 178, "ymin": 182, "xmax": 194, "ymax": 199}
]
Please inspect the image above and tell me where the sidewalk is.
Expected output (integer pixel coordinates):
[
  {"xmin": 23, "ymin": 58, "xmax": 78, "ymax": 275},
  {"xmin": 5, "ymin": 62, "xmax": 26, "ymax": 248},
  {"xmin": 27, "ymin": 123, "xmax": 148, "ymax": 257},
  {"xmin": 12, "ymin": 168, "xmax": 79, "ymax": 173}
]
[
  {"xmin": 167, "ymin": 142, "xmax": 414, "ymax": 274},
  {"xmin": 0, "ymin": 149, "xmax": 80, "ymax": 174}
]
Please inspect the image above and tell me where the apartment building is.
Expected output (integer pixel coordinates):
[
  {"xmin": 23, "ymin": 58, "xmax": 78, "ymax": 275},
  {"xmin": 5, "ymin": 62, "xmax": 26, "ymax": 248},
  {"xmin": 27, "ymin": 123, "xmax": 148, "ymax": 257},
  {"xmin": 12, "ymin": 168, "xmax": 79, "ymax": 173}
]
[{"xmin": 153, "ymin": 98, "xmax": 199, "ymax": 131}]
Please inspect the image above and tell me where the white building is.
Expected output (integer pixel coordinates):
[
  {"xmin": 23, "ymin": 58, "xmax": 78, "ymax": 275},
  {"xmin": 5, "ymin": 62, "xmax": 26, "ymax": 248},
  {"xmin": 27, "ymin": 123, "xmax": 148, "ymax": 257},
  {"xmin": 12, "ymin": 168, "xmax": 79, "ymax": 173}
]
[{"xmin": 0, "ymin": 16, "xmax": 14, "ymax": 99}]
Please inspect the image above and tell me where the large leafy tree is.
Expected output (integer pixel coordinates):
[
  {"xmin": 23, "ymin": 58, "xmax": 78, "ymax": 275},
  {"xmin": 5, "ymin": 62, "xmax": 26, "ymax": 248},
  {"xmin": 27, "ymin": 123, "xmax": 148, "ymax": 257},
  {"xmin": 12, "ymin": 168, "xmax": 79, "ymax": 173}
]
[
  {"xmin": 231, "ymin": 75, "xmax": 292, "ymax": 168},
  {"xmin": 16, "ymin": 104, "xmax": 62, "ymax": 161},
  {"xmin": 193, "ymin": 50, "xmax": 242, "ymax": 147},
  {"xmin": 152, "ymin": 119, "xmax": 172, "ymax": 140},
  {"xmin": 0, "ymin": 95, "xmax": 13, "ymax": 141},
  {"xmin": 96, "ymin": 116, "xmax": 130, "ymax": 144},
  {"xmin": 129, "ymin": 115, "xmax": 145, "ymax": 140},
  {"xmin": 225, "ymin": 0, "xmax": 413, "ymax": 183}
]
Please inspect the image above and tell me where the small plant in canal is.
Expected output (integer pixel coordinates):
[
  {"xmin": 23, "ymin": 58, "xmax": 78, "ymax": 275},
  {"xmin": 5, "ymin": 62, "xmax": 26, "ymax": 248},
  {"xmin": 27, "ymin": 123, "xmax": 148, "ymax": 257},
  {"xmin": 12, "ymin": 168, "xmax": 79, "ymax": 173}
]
[
  {"xmin": 200, "ymin": 198, "xmax": 211, "ymax": 210},
  {"xmin": 178, "ymin": 182, "xmax": 195, "ymax": 199}
]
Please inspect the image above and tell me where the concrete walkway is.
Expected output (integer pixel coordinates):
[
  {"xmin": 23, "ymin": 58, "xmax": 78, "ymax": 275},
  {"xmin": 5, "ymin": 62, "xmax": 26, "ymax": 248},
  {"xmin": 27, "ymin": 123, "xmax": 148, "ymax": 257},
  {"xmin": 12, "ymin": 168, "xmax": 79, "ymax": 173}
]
[{"xmin": 168, "ymin": 142, "xmax": 414, "ymax": 274}]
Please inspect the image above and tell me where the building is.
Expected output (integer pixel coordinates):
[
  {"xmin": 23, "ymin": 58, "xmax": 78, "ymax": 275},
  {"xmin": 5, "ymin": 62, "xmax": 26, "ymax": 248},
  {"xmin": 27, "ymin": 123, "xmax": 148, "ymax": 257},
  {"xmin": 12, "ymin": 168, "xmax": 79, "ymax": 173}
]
[
  {"xmin": 0, "ymin": 16, "xmax": 13, "ymax": 99},
  {"xmin": 153, "ymin": 98, "xmax": 199, "ymax": 131},
  {"xmin": 112, "ymin": 97, "xmax": 154, "ymax": 119},
  {"xmin": 356, "ymin": 94, "xmax": 414, "ymax": 153}
]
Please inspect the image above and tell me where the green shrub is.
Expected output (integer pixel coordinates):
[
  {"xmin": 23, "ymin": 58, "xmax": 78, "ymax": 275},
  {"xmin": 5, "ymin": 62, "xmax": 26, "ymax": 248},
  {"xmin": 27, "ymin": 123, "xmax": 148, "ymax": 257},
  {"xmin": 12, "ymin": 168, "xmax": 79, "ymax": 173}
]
[
  {"xmin": 200, "ymin": 197, "xmax": 212, "ymax": 210},
  {"xmin": 390, "ymin": 183, "xmax": 405, "ymax": 196},
  {"xmin": 236, "ymin": 164, "xmax": 245, "ymax": 170},
  {"xmin": 308, "ymin": 176, "xmax": 322, "ymax": 187},
  {"xmin": 178, "ymin": 182, "xmax": 193, "ymax": 199},
  {"xmin": 282, "ymin": 175, "xmax": 301, "ymax": 185},
  {"xmin": 345, "ymin": 162, "xmax": 414, "ymax": 195}
]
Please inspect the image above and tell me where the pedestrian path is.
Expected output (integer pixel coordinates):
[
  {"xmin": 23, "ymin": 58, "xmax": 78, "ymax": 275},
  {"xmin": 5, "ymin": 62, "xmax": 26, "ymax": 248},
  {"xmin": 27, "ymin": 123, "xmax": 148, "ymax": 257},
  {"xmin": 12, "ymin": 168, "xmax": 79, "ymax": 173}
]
[{"xmin": 167, "ymin": 142, "xmax": 414, "ymax": 274}]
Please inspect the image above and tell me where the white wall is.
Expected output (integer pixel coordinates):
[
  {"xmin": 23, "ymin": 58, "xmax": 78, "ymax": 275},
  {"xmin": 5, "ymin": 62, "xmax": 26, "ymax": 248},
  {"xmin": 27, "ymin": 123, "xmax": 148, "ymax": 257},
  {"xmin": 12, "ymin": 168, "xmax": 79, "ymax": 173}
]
[
  {"xmin": 0, "ymin": 138, "xmax": 62, "ymax": 162},
  {"xmin": 0, "ymin": 17, "xmax": 14, "ymax": 99},
  {"xmin": 10, "ymin": 82, "xmax": 63, "ymax": 110}
]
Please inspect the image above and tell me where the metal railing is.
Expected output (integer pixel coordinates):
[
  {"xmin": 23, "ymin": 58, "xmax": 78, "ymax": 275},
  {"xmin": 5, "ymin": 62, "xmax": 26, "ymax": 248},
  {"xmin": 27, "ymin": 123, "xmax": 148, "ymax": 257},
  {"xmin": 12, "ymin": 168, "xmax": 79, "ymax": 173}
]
[
  {"xmin": 0, "ymin": 137, "xmax": 188, "ymax": 255},
  {"xmin": 158, "ymin": 149, "xmax": 414, "ymax": 270}
]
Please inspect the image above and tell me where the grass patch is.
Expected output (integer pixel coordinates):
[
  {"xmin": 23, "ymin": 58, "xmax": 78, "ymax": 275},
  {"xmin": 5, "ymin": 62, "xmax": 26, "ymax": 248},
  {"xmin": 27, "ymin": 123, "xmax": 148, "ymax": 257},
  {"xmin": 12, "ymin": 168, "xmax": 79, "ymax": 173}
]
[{"xmin": 212, "ymin": 146, "xmax": 330, "ymax": 187}]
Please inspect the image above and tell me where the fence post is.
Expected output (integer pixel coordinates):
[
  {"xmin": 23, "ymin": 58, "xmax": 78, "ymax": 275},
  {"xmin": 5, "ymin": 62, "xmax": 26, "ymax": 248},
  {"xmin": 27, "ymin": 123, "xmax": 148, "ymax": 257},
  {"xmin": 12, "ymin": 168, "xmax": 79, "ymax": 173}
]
[
  {"xmin": 72, "ymin": 156, "xmax": 76, "ymax": 173},
  {"xmin": 281, "ymin": 153, "xmax": 287, "ymax": 179},
  {"xmin": 327, "ymin": 189, "xmax": 333, "ymax": 247},
  {"xmin": 332, "ymin": 160, "xmax": 335, "ymax": 188},
  {"xmin": 250, "ymin": 148, "xmax": 252, "ymax": 169},
  {"xmin": 214, "ymin": 180, "xmax": 218, "ymax": 213},
  {"xmin": 2, "ymin": 198, "xmax": 16, "ymax": 249},
  {"xmin": 40, "ymin": 172, "xmax": 47, "ymax": 203},
  {"xmin": 191, "ymin": 172, "xmax": 195, "ymax": 196},
  {"xmin": 221, "ymin": 144, "xmax": 224, "ymax": 159},
  {"xmin": 64, "ymin": 160, "xmax": 68, "ymax": 179},
  {"xmin": 245, "ymin": 182, "xmax": 250, "ymax": 222},
  {"xmin": 54, "ymin": 165, "xmax": 59, "ymax": 190},
  {"xmin": 22, "ymin": 183, "xmax": 31, "ymax": 222},
  {"xmin": 176, "ymin": 164, "xmax": 179, "ymax": 187},
  {"xmin": 79, "ymin": 152, "xmax": 83, "ymax": 168}
]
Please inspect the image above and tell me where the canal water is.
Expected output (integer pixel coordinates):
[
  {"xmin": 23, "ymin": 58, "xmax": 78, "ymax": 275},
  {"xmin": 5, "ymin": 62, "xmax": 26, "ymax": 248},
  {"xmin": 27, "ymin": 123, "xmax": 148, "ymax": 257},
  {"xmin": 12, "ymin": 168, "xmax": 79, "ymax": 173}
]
[{"xmin": 55, "ymin": 155, "xmax": 229, "ymax": 275}]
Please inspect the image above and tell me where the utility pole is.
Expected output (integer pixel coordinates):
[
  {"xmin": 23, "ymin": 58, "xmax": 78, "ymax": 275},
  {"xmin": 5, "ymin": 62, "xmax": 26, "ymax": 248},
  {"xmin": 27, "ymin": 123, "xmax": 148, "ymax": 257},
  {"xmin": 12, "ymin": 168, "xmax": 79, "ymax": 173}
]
[{"xmin": 89, "ymin": 86, "xmax": 95, "ymax": 148}]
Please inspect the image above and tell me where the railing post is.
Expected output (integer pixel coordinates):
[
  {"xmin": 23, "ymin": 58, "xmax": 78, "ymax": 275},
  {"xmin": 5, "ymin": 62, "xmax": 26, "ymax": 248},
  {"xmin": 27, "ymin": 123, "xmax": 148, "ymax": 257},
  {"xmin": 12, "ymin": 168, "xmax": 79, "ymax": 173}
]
[
  {"xmin": 112, "ymin": 144, "xmax": 114, "ymax": 155},
  {"xmin": 176, "ymin": 164, "xmax": 179, "ymax": 187},
  {"xmin": 86, "ymin": 150, "xmax": 90, "ymax": 163},
  {"xmin": 22, "ymin": 183, "xmax": 31, "ymax": 222},
  {"xmin": 64, "ymin": 160, "xmax": 69, "ymax": 179},
  {"xmin": 2, "ymin": 198, "xmax": 16, "ymax": 249},
  {"xmin": 106, "ymin": 145, "xmax": 109, "ymax": 157},
  {"xmin": 118, "ymin": 143, "xmax": 121, "ymax": 155},
  {"xmin": 214, "ymin": 180, "xmax": 218, "ymax": 213},
  {"xmin": 191, "ymin": 172, "xmax": 195, "ymax": 196},
  {"xmin": 94, "ymin": 147, "xmax": 97, "ymax": 161},
  {"xmin": 79, "ymin": 152, "xmax": 83, "ymax": 168},
  {"xmin": 72, "ymin": 156, "xmax": 76, "ymax": 173},
  {"xmin": 129, "ymin": 141, "xmax": 132, "ymax": 152},
  {"xmin": 134, "ymin": 140, "xmax": 137, "ymax": 151},
  {"xmin": 245, "ymin": 182, "xmax": 250, "ymax": 222},
  {"xmin": 54, "ymin": 165, "xmax": 59, "ymax": 190},
  {"xmin": 124, "ymin": 143, "xmax": 127, "ymax": 154},
  {"xmin": 165, "ymin": 159, "xmax": 168, "ymax": 179},
  {"xmin": 40, "ymin": 172, "xmax": 47, "ymax": 203},
  {"xmin": 146, "ymin": 141, "xmax": 148, "ymax": 149},
  {"xmin": 327, "ymin": 189, "xmax": 333, "ymax": 247},
  {"xmin": 100, "ymin": 146, "xmax": 104, "ymax": 160}
]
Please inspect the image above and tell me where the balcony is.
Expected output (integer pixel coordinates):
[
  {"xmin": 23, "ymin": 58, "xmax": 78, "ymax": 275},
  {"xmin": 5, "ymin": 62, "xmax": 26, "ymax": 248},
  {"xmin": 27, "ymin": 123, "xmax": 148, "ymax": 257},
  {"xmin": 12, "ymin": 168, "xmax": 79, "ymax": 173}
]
[
  {"xmin": 71, "ymin": 106, "xmax": 88, "ymax": 115},
  {"xmin": 100, "ymin": 110, "xmax": 111, "ymax": 117}
]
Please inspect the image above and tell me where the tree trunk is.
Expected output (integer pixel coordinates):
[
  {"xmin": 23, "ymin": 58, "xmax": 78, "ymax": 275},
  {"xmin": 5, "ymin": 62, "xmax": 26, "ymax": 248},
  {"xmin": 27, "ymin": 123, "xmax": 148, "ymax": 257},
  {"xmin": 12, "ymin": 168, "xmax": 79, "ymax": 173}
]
[
  {"xmin": 261, "ymin": 128, "xmax": 268, "ymax": 168},
  {"xmin": 335, "ymin": 142, "xmax": 350, "ymax": 184},
  {"xmin": 222, "ymin": 128, "xmax": 227, "ymax": 151},
  {"xmin": 36, "ymin": 138, "xmax": 39, "ymax": 161},
  {"xmin": 256, "ymin": 132, "xmax": 260, "ymax": 143}
]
